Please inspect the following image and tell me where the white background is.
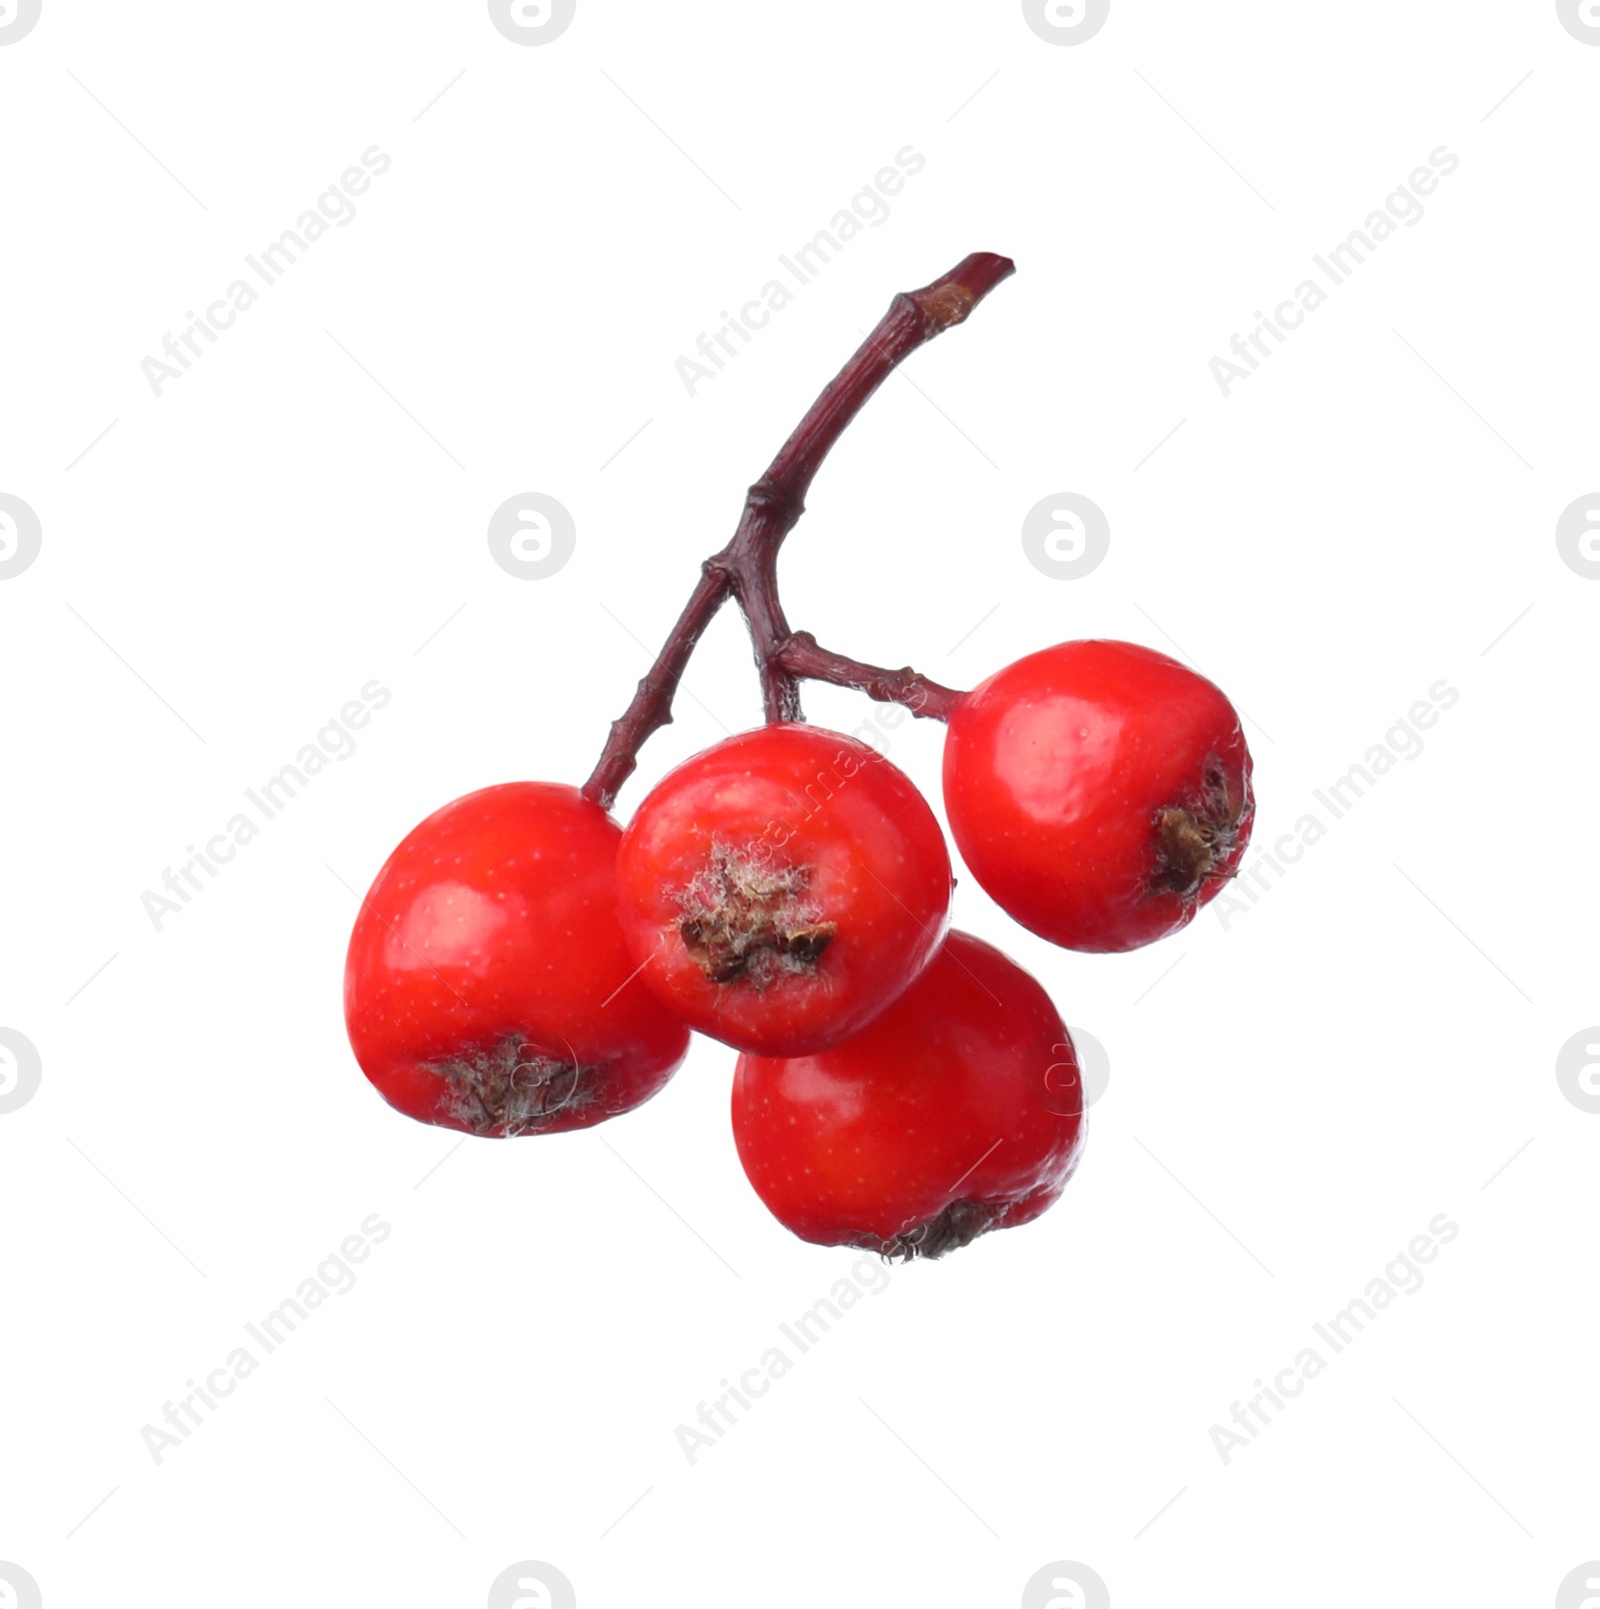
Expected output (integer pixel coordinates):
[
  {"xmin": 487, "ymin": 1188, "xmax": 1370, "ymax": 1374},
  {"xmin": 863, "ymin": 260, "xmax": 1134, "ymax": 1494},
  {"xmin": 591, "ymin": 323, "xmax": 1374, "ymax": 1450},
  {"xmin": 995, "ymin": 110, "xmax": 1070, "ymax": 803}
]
[{"xmin": 2, "ymin": 2, "xmax": 1597, "ymax": 1605}]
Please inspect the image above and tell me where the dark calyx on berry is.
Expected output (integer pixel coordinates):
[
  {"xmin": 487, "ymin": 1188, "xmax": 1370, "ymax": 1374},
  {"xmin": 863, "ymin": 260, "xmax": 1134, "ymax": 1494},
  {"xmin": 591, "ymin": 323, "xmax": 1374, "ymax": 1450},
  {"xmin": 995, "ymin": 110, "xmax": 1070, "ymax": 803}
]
[
  {"xmin": 678, "ymin": 842, "xmax": 836, "ymax": 988},
  {"xmin": 866, "ymin": 1200, "xmax": 998, "ymax": 1262},
  {"xmin": 1154, "ymin": 756, "xmax": 1249, "ymax": 898},
  {"xmin": 429, "ymin": 1036, "xmax": 598, "ymax": 1136}
]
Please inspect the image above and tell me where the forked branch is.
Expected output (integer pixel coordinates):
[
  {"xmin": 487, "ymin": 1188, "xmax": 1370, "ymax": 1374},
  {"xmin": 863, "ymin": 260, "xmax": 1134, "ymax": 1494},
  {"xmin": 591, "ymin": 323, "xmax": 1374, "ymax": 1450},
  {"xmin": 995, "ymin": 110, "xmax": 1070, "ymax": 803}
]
[{"xmin": 582, "ymin": 251, "xmax": 1015, "ymax": 811}]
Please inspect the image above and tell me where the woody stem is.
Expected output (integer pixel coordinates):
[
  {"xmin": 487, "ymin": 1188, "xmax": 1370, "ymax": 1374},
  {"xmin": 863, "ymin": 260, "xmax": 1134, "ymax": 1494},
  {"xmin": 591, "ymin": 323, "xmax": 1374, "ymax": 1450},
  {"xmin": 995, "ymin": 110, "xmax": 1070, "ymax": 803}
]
[{"xmin": 581, "ymin": 251, "xmax": 1014, "ymax": 811}]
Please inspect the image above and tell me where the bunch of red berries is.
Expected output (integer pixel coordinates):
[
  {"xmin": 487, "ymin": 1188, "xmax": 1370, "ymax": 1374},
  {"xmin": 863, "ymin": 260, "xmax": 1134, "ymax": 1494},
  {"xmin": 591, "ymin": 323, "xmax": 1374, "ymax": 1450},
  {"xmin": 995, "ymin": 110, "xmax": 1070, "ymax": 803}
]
[{"xmin": 342, "ymin": 255, "xmax": 1254, "ymax": 1261}]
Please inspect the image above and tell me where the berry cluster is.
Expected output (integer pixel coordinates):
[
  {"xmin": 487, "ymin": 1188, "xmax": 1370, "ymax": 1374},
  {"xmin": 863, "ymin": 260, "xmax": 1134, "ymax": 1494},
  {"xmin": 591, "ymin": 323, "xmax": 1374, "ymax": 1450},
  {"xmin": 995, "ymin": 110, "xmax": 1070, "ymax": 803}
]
[{"xmin": 343, "ymin": 254, "xmax": 1254, "ymax": 1260}]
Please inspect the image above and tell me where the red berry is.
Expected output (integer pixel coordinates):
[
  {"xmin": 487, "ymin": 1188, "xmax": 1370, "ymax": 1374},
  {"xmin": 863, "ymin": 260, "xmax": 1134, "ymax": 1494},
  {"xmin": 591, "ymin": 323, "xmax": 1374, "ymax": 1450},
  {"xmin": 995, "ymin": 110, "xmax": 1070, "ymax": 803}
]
[
  {"xmin": 942, "ymin": 640, "xmax": 1253, "ymax": 953},
  {"xmin": 344, "ymin": 782, "xmax": 690, "ymax": 1136},
  {"xmin": 731, "ymin": 930, "xmax": 1085, "ymax": 1257},
  {"xmin": 616, "ymin": 724, "xmax": 952, "ymax": 1056}
]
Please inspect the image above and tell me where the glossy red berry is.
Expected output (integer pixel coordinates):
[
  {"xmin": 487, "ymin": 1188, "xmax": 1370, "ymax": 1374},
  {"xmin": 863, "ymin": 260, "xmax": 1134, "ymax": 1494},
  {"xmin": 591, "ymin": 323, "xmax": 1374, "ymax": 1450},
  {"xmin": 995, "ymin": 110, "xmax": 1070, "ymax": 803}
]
[
  {"xmin": 731, "ymin": 930, "xmax": 1086, "ymax": 1258},
  {"xmin": 942, "ymin": 640, "xmax": 1253, "ymax": 953},
  {"xmin": 344, "ymin": 782, "xmax": 690, "ymax": 1136},
  {"xmin": 616, "ymin": 723, "xmax": 952, "ymax": 1057}
]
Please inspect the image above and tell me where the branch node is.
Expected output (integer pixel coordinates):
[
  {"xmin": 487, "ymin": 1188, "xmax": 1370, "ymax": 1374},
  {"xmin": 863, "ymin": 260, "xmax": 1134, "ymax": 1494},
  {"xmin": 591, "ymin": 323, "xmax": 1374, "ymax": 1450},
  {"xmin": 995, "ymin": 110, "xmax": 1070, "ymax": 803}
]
[{"xmin": 913, "ymin": 282, "xmax": 978, "ymax": 331}]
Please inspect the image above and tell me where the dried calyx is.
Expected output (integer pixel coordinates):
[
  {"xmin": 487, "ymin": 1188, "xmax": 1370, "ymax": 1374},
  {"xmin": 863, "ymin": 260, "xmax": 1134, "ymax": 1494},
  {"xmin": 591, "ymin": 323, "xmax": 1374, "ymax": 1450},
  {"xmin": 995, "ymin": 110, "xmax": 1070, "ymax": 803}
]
[
  {"xmin": 1154, "ymin": 758, "xmax": 1251, "ymax": 898},
  {"xmin": 431, "ymin": 1036, "xmax": 597, "ymax": 1136},
  {"xmin": 678, "ymin": 842, "xmax": 835, "ymax": 988},
  {"xmin": 868, "ymin": 1200, "xmax": 999, "ymax": 1262}
]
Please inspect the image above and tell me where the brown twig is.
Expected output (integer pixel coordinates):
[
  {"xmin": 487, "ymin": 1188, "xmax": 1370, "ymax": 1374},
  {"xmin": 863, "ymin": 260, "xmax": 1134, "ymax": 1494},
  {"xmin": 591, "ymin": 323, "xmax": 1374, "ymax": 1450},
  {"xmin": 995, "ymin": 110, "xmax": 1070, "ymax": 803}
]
[
  {"xmin": 582, "ymin": 251, "xmax": 1015, "ymax": 811},
  {"xmin": 770, "ymin": 632, "xmax": 963, "ymax": 723}
]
